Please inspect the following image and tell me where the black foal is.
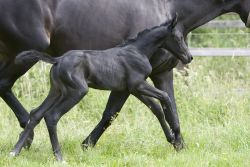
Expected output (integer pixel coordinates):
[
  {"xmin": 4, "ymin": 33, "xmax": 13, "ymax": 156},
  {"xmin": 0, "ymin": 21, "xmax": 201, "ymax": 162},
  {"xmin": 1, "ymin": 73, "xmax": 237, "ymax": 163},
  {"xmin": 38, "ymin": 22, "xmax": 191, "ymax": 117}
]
[{"xmin": 11, "ymin": 17, "xmax": 192, "ymax": 161}]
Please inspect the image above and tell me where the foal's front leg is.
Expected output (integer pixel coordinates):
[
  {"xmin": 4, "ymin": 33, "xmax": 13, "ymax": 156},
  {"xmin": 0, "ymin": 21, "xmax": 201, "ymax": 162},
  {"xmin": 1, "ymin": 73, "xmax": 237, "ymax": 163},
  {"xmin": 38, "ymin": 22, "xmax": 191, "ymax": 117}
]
[
  {"xmin": 133, "ymin": 94, "xmax": 175, "ymax": 144},
  {"xmin": 132, "ymin": 81, "xmax": 178, "ymax": 149},
  {"xmin": 151, "ymin": 70, "xmax": 184, "ymax": 150},
  {"xmin": 149, "ymin": 49, "xmax": 184, "ymax": 150}
]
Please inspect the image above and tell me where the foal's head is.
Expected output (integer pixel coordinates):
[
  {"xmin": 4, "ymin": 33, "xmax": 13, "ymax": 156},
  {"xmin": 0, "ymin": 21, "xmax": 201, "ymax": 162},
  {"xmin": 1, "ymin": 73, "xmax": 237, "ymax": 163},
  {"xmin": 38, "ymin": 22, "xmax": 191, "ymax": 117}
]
[
  {"xmin": 119, "ymin": 15, "xmax": 193, "ymax": 64},
  {"xmin": 161, "ymin": 16, "xmax": 193, "ymax": 64},
  {"xmin": 135, "ymin": 15, "xmax": 193, "ymax": 64}
]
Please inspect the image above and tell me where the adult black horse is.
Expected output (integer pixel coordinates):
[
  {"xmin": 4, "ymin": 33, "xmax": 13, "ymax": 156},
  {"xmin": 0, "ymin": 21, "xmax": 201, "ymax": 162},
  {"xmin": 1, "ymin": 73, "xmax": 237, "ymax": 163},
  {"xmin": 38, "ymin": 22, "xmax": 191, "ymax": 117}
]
[{"xmin": 0, "ymin": 0, "xmax": 249, "ymax": 149}]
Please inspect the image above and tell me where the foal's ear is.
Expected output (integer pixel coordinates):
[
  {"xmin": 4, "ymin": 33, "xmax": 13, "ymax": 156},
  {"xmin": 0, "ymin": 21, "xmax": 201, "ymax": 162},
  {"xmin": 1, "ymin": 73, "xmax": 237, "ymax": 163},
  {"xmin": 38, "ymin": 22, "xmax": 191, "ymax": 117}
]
[{"xmin": 169, "ymin": 13, "xmax": 178, "ymax": 30}]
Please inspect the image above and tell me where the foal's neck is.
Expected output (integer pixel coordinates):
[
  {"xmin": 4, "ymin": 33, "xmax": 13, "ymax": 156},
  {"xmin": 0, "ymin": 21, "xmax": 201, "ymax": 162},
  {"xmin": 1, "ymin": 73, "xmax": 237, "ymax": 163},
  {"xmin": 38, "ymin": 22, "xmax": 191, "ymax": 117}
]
[
  {"xmin": 131, "ymin": 31, "xmax": 167, "ymax": 59},
  {"xmin": 133, "ymin": 40, "xmax": 163, "ymax": 59}
]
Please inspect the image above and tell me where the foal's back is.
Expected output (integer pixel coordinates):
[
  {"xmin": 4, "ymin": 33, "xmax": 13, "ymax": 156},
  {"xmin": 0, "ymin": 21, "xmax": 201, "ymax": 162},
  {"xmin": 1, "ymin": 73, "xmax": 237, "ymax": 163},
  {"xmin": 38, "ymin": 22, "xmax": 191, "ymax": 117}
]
[{"xmin": 51, "ymin": 46, "xmax": 151, "ymax": 91}]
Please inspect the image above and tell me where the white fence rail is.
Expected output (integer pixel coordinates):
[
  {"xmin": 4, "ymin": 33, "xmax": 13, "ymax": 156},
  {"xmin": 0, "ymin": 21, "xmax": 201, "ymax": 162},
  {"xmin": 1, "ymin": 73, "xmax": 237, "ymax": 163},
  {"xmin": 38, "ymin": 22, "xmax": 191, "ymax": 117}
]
[{"xmin": 190, "ymin": 48, "xmax": 250, "ymax": 57}]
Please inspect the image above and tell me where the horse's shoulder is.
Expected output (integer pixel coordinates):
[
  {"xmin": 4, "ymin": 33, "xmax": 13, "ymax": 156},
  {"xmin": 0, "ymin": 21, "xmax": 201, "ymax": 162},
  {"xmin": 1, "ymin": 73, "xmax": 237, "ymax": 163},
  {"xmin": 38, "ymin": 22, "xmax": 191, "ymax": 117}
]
[{"xmin": 117, "ymin": 48, "xmax": 151, "ymax": 76}]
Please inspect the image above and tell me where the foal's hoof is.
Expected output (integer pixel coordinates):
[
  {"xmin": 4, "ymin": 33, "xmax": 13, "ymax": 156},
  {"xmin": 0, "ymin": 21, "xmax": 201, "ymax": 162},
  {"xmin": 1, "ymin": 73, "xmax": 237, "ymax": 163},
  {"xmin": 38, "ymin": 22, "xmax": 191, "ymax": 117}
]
[
  {"xmin": 9, "ymin": 151, "xmax": 18, "ymax": 157},
  {"xmin": 173, "ymin": 142, "xmax": 185, "ymax": 151},
  {"xmin": 55, "ymin": 153, "xmax": 66, "ymax": 163},
  {"xmin": 20, "ymin": 131, "xmax": 34, "ymax": 150},
  {"xmin": 61, "ymin": 160, "xmax": 67, "ymax": 164}
]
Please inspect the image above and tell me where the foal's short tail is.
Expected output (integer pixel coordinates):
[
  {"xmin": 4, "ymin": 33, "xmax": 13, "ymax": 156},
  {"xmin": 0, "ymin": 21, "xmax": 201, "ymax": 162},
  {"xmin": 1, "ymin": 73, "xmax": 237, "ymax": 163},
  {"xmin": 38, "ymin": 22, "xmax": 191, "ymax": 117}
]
[{"xmin": 15, "ymin": 50, "xmax": 57, "ymax": 65}]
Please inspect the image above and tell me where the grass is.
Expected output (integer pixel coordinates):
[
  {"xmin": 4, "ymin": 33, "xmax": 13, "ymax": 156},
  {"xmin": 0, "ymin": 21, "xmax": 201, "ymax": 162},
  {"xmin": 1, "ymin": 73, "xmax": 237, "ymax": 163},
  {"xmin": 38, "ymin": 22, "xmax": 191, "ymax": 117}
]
[{"xmin": 0, "ymin": 56, "xmax": 249, "ymax": 167}]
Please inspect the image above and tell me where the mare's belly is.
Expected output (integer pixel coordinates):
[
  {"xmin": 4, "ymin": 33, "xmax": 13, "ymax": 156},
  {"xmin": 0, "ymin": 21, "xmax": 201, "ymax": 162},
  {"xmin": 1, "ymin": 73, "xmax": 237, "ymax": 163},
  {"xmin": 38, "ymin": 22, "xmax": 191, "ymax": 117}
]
[{"xmin": 50, "ymin": 0, "xmax": 165, "ymax": 55}]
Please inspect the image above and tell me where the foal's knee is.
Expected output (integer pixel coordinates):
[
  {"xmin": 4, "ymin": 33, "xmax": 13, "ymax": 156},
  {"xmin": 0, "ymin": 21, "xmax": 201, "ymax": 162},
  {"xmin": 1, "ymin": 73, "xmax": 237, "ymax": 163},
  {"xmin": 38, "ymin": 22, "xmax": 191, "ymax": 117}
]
[
  {"xmin": 161, "ymin": 93, "xmax": 172, "ymax": 106},
  {"xmin": 28, "ymin": 109, "xmax": 44, "ymax": 126}
]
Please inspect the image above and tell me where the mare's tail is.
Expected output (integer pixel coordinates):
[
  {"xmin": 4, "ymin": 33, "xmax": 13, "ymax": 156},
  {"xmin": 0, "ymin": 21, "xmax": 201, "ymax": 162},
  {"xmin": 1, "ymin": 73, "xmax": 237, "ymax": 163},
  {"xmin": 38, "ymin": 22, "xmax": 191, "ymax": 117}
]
[{"xmin": 15, "ymin": 50, "xmax": 57, "ymax": 65}]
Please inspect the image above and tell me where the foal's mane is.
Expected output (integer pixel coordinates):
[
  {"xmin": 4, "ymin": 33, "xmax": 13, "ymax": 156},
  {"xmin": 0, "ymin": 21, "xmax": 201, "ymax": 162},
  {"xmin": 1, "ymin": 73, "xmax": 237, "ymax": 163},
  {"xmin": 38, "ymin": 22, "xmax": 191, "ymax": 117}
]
[{"xmin": 117, "ymin": 21, "xmax": 170, "ymax": 47}]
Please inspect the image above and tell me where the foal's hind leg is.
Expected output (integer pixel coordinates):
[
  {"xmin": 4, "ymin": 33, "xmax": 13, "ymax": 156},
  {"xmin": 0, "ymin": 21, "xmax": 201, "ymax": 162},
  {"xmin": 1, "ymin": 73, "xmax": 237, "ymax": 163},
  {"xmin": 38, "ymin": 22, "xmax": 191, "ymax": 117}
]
[
  {"xmin": 10, "ymin": 90, "xmax": 59, "ymax": 157},
  {"xmin": 82, "ymin": 91, "xmax": 129, "ymax": 150},
  {"xmin": 44, "ymin": 88, "xmax": 88, "ymax": 162},
  {"xmin": 133, "ymin": 94, "xmax": 174, "ymax": 144}
]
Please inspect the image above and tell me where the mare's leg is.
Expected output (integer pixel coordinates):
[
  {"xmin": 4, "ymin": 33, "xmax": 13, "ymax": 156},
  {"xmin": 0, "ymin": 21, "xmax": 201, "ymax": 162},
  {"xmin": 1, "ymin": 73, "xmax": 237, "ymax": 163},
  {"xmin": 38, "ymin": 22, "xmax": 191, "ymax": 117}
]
[
  {"xmin": 0, "ymin": 31, "xmax": 49, "ymax": 148},
  {"xmin": 83, "ymin": 91, "xmax": 175, "ymax": 149},
  {"xmin": 1, "ymin": 90, "xmax": 34, "ymax": 149},
  {"xmin": 1, "ymin": 89, "xmax": 29, "ymax": 129},
  {"xmin": 0, "ymin": 59, "xmax": 40, "ymax": 149},
  {"xmin": 82, "ymin": 91, "xmax": 130, "ymax": 150},
  {"xmin": 133, "ymin": 94, "xmax": 174, "ymax": 144},
  {"xmin": 150, "ymin": 70, "xmax": 184, "ymax": 150}
]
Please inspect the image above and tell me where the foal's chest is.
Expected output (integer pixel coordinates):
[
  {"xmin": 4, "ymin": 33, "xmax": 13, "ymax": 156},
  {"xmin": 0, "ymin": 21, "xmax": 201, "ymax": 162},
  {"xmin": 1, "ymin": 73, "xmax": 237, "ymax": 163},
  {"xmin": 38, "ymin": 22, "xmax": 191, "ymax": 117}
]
[{"xmin": 124, "ymin": 55, "xmax": 152, "ymax": 77}]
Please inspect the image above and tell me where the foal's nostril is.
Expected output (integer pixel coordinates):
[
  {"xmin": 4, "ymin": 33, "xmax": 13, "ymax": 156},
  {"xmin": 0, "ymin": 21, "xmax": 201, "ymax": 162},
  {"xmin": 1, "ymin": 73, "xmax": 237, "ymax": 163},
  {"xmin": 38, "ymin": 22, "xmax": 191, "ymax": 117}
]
[{"xmin": 191, "ymin": 57, "xmax": 193, "ymax": 60}]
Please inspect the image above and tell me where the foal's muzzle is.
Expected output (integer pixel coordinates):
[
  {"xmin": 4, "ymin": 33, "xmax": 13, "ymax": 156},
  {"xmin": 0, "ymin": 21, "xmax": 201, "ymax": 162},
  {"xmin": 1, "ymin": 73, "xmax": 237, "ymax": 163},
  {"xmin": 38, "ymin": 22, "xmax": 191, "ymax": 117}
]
[{"xmin": 180, "ymin": 54, "xmax": 193, "ymax": 64}]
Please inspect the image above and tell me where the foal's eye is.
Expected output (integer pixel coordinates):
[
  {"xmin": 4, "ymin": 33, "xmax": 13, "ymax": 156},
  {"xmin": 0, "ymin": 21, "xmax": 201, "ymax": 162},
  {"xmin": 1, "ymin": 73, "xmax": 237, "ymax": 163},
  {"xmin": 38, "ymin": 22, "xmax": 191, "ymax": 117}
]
[{"xmin": 178, "ymin": 36, "xmax": 184, "ymax": 42}]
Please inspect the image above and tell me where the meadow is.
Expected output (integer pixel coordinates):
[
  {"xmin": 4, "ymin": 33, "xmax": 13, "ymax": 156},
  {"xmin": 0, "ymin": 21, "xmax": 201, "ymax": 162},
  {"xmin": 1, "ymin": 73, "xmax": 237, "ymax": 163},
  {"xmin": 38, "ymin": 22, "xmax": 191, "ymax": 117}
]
[{"xmin": 0, "ymin": 17, "xmax": 249, "ymax": 166}]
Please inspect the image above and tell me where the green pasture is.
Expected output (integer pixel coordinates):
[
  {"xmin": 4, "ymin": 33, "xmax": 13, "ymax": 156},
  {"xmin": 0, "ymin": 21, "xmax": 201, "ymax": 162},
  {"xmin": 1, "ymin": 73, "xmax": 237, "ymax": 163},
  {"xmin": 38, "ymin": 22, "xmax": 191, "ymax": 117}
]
[{"xmin": 0, "ymin": 16, "xmax": 250, "ymax": 166}]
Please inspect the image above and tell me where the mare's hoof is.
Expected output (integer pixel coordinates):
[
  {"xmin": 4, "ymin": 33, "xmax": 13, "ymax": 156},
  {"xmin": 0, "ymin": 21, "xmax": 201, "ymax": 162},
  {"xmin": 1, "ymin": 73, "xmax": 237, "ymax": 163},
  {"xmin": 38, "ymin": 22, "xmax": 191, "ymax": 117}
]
[
  {"xmin": 21, "ymin": 131, "xmax": 34, "ymax": 150},
  {"xmin": 81, "ymin": 143, "xmax": 92, "ymax": 151},
  {"xmin": 81, "ymin": 140, "xmax": 94, "ymax": 151}
]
